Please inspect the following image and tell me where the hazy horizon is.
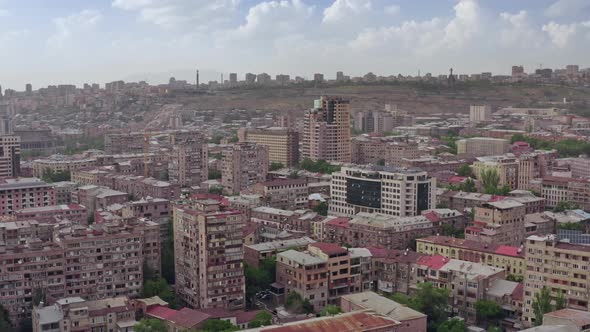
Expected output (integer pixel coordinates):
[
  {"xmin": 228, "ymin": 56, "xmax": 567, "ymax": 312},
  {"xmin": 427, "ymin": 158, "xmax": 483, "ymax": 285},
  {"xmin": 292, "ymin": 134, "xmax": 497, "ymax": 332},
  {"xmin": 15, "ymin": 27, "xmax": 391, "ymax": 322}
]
[{"xmin": 1, "ymin": 0, "xmax": 590, "ymax": 90}]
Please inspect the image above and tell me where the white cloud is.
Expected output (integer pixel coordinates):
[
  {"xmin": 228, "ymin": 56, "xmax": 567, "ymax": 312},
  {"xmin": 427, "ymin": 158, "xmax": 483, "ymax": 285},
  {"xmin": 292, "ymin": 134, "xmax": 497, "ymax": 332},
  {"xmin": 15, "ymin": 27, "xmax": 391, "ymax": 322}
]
[
  {"xmin": 542, "ymin": 21, "xmax": 578, "ymax": 47},
  {"xmin": 0, "ymin": 9, "xmax": 10, "ymax": 17},
  {"xmin": 112, "ymin": 0, "xmax": 240, "ymax": 29},
  {"xmin": 499, "ymin": 10, "xmax": 543, "ymax": 48},
  {"xmin": 224, "ymin": 0, "xmax": 314, "ymax": 40},
  {"xmin": 349, "ymin": 0, "xmax": 481, "ymax": 53},
  {"xmin": 47, "ymin": 10, "xmax": 102, "ymax": 47},
  {"xmin": 322, "ymin": 0, "xmax": 372, "ymax": 24},
  {"xmin": 384, "ymin": 5, "xmax": 400, "ymax": 15},
  {"xmin": 0, "ymin": 29, "xmax": 28, "ymax": 44},
  {"xmin": 441, "ymin": 0, "xmax": 480, "ymax": 49},
  {"xmin": 545, "ymin": 0, "xmax": 590, "ymax": 18}
]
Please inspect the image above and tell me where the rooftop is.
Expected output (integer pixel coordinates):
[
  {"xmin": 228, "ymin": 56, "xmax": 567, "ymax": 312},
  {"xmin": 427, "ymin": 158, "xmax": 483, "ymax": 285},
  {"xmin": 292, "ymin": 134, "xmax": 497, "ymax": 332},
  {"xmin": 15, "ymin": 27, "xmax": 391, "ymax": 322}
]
[
  {"xmin": 350, "ymin": 212, "xmax": 431, "ymax": 231},
  {"xmin": 309, "ymin": 242, "xmax": 349, "ymax": 256},
  {"xmin": 341, "ymin": 292, "xmax": 426, "ymax": 321},
  {"xmin": 278, "ymin": 249, "xmax": 326, "ymax": 266},
  {"xmin": 246, "ymin": 237, "xmax": 316, "ymax": 252},
  {"xmin": 544, "ymin": 308, "xmax": 590, "ymax": 327}
]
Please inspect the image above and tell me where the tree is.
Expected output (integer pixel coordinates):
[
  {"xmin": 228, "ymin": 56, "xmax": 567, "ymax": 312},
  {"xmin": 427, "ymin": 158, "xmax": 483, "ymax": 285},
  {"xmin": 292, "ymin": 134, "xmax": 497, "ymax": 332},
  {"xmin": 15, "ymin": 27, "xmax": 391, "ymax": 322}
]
[
  {"xmin": 497, "ymin": 184, "xmax": 512, "ymax": 196},
  {"xmin": 0, "ymin": 304, "xmax": 12, "ymax": 332},
  {"xmin": 302, "ymin": 299, "xmax": 315, "ymax": 314},
  {"xmin": 19, "ymin": 318, "xmax": 32, "ymax": 332},
  {"xmin": 392, "ymin": 283, "xmax": 449, "ymax": 331},
  {"xmin": 162, "ymin": 219, "xmax": 175, "ymax": 285},
  {"xmin": 555, "ymin": 289, "xmax": 566, "ymax": 311},
  {"xmin": 457, "ymin": 165, "xmax": 473, "ymax": 177},
  {"xmin": 245, "ymin": 259, "xmax": 276, "ymax": 308},
  {"xmin": 320, "ymin": 305, "xmax": 342, "ymax": 316},
  {"xmin": 436, "ymin": 202, "xmax": 449, "ymax": 209},
  {"xmin": 288, "ymin": 171, "xmax": 300, "ymax": 179},
  {"xmin": 506, "ymin": 274, "xmax": 524, "ymax": 282},
  {"xmin": 32, "ymin": 287, "xmax": 46, "ymax": 306},
  {"xmin": 557, "ymin": 222, "xmax": 585, "ymax": 231},
  {"xmin": 42, "ymin": 169, "xmax": 71, "ymax": 183},
  {"xmin": 553, "ymin": 201, "xmax": 579, "ymax": 213},
  {"xmin": 199, "ymin": 319, "xmax": 239, "ymax": 332},
  {"xmin": 248, "ymin": 311, "xmax": 273, "ymax": 328},
  {"xmin": 313, "ymin": 202, "xmax": 328, "ymax": 216},
  {"xmin": 532, "ymin": 287, "xmax": 553, "ymax": 326},
  {"xmin": 285, "ymin": 291, "xmax": 314, "ymax": 314},
  {"xmin": 141, "ymin": 277, "xmax": 177, "ymax": 308},
  {"xmin": 208, "ymin": 169, "xmax": 222, "ymax": 179},
  {"xmin": 487, "ymin": 327, "xmax": 501, "ymax": 332},
  {"xmin": 437, "ymin": 318, "xmax": 465, "ymax": 332},
  {"xmin": 134, "ymin": 319, "xmax": 168, "ymax": 332},
  {"xmin": 480, "ymin": 169, "xmax": 500, "ymax": 195},
  {"xmin": 460, "ymin": 178, "xmax": 476, "ymax": 193},
  {"xmin": 475, "ymin": 300, "xmax": 502, "ymax": 326},
  {"xmin": 269, "ymin": 162, "xmax": 284, "ymax": 171},
  {"xmin": 209, "ymin": 185, "xmax": 223, "ymax": 195}
]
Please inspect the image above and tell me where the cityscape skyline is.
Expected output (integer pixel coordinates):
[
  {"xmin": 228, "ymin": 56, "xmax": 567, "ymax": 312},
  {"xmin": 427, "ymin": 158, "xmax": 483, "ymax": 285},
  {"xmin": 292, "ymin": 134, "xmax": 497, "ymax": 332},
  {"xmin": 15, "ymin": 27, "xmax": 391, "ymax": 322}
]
[{"xmin": 1, "ymin": 0, "xmax": 590, "ymax": 89}]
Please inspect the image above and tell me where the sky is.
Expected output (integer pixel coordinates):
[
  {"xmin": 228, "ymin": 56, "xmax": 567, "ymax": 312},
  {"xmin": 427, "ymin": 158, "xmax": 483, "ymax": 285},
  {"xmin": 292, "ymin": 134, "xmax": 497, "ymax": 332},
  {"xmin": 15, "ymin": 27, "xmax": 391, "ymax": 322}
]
[{"xmin": 1, "ymin": 0, "xmax": 590, "ymax": 90}]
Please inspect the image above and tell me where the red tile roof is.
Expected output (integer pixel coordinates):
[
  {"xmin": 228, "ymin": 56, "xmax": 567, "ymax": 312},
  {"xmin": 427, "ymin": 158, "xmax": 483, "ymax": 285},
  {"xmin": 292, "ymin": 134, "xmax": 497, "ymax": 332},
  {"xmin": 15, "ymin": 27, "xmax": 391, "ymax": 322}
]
[
  {"xmin": 309, "ymin": 242, "xmax": 348, "ymax": 256},
  {"xmin": 146, "ymin": 305, "xmax": 178, "ymax": 320},
  {"xmin": 417, "ymin": 255, "xmax": 449, "ymax": 270},
  {"xmin": 422, "ymin": 211, "xmax": 441, "ymax": 223},
  {"xmin": 511, "ymin": 282, "xmax": 524, "ymax": 301},
  {"xmin": 465, "ymin": 226, "xmax": 482, "ymax": 233},
  {"xmin": 325, "ymin": 217, "xmax": 349, "ymax": 228},
  {"xmin": 236, "ymin": 310, "xmax": 265, "ymax": 324},
  {"xmin": 198, "ymin": 307, "xmax": 233, "ymax": 319},
  {"xmin": 262, "ymin": 312, "xmax": 399, "ymax": 332},
  {"xmin": 495, "ymin": 245, "xmax": 521, "ymax": 257},
  {"xmin": 168, "ymin": 308, "xmax": 211, "ymax": 329},
  {"xmin": 243, "ymin": 222, "xmax": 259, "ymax": 237},
  {"xmin": 418, "ymin": 235, "xmax": 524, "ymax": 258}
]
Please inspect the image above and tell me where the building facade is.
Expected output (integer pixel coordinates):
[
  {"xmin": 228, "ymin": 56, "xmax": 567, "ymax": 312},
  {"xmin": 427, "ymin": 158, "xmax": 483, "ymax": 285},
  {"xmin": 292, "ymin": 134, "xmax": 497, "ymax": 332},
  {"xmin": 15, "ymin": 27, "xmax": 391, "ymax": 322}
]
[
  {"xmin": 330, "ymin": 166, "xmax": 436, "ymax": 217},
  {"xmin": 0, "ymin": 177, "xmax": 56, "ymax": 216},
  {"xmin": 168, "ymin": 136, "xmax": 208, "ymax": 187},
  {"xmin": 0, "ymin": 135, "xmax": 20, "ymax": 177},
  {"xmin": 222, "ymin": 142, "xmax": 269, "ymax": 194},
  {"xmin": 239, "ymin": 127, "xmax": 299, "ymax": 167},
  {"xmin": 173, "ymin": 200, "xmax": 245, "ymax": 310},
  {"xmin": 302, "ymin": 96, "xmax": 351, "ymax": 163}
]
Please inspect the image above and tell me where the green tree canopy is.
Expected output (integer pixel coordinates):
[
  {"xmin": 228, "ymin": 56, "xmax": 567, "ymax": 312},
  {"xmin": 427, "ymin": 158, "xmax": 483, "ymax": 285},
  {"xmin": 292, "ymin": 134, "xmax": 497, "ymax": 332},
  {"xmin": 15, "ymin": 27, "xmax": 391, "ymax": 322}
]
[
  {"xmin": 437, "ymin": 318, "xmax": 465, "ymax": 332},
  {"xmin": 457, "ymin": 165, "xmax": 473, "ymax": 177},
  {"xmin": 532, "ymin": 287, "xmax": 553, "ymax": 326},
  {"xmin": 480, "ymin": 168, "xmax": 500, "ymax": 195},
  {"xmin": 248, "ymin": 311, "xmax": 273, "ymax": 328},
  {"xmin": 313, "ymin": 201, "xmax": 328, "ymax": 216},
  {"xmin": 141, "ymin": 278, "xmax": 177, "ymax": 308},
  {"xmin": 0, "ymin": 304, "xmax": 12, "ymax": 332},
  {"xmin": 475, "ymin": 300, "xmax": 503, "ymax": 325},
  {"xmin": 269, "ymin": 162, "xmax": 284, "ymax": 171},
  {"xmin": 208, "ymin": 169, "xmax": 222, "ymax": 180},
  {"xmin": 391, "ymin": 283, "xmax": 449, "ymax": 331},
  {"xmin": 245, "ymin": 259, "xmax": 276, "ymax": 308},
  {"xmin": 134, "ymin": 319, "xmax": 168, "ymax": 332},
  {"xmin": 553, "ymin": 201, "xmax": 579, "ymax": 213},
  {"xmin": 298, "ymin": 158, "xmax": 340, "ymax": 174},
  {"xmin": 320, "ymin": 305, "xmax": 342, "ymax": 316}
]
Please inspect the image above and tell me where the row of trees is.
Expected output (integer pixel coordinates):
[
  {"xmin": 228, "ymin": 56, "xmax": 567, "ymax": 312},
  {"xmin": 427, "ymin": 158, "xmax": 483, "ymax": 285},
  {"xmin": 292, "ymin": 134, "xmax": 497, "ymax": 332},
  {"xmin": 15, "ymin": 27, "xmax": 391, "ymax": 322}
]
[
  {"xmin": 41, "ymin": 169, "xmax": 71, "ymax": 183},
  {"xmin": 298, "ymin": 158, "xmax": 341, "ymax": 174},
  {"xmin": 511, "ymin": 133, "xmax": 590, "ymax": 157}
]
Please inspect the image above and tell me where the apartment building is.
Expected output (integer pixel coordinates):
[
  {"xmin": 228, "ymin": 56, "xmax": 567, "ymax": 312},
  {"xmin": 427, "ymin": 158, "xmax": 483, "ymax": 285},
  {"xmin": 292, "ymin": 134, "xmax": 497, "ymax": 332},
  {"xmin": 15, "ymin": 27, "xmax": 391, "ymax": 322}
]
[
  {"xmin": 569, "ymin": 157, "xmax": 590, "ymax": 178},
  {"xmin": 0, "ymin": 217, "xmax": 159, "ymax": 327},
  {"xmin": 250, "ymin": 179, "xmax": 309, "ymax": 210},
  {"xmin": 416, "ymin": 235, "xmax": 526, "ymax": 275},
  {"xmin": 465, "ymin": 200, "xmax": 527, "ymax": 246},
  {"xmin": 369, "ymin": 248, "xmax": 425, "ymax": 296},
  {"xmin": 472, "ymin": 154, "xmax": 519, "ymax": 189},
  {"xmin": 104, "ymin": 132, "xmax": 145, "ymax": 155},
  {"xmin": 523, "ymin": 235, "xmax": 590, "ymax": 327},
  {"xmin": 330, "ymin": 166, "xmax": 436, "ymax": 217},
  {"xmin": 540, "ymin": 176, "xmax": 590, "ymax": 210},
  {"xmin": 415, "ymin": 257, "xmax": 505, "ymax": 324},
  {"xmin": 308, "ymin": 243, "xmax": 359, "ymax": 304},
  {"xmin": 302, "ymin": 96, "xmax": 351, "ymax": 163},
  {"xmin": 73, "ymin": 185, "xmax": 127, "ymax": 212},
  {"xmin": 239, "ymin": 127, "xmax": 299, "ymax": 167},
  {"xmin": 32, "ymin": 156, "xmax": 97, "ymax": 178},
  {"xmin": 222, "ymin": 142, "xmax": 269, "ymax": 194},
  {"xmin": 97, "ymin": 174, "xmax": 181, "ymax": 200},
  {"xmin": 32, "ymin": 296, "xmax": 135, "ymax": 332},
  {"xmin": 168, "ymin": 136, "xmax": 208, "ymax": 187},
  {"xmin": 346, "ymin": 212, "xmax": 433, "ymax": 250},
  {"xmin": 456, "ymin": 137, "xmax": 510, "ymax": 156},
  {"xmin": 469, "ymin": 105, "xmax": 492, "ymax": 123},
  {"xmin": 244, "ymin": 236, "xmax": 316, "ymax": 267},
  {"xmin": 52, "ymin": 181, "xmax": 77, "ymax": 205},
  {"xmin": 14, "ymin": 203, "xmax": 88, "ymax": 224},
  {"xmin": 517, "ymin": 150, "xmax": 556, "ymax": 190},
  {"xmin": 173, "ymin": 200, "xmax": 245, "ymax": 310},
  {"xmin": 0, "ymin": 135, "xmax": 20, "ymax": 177},
  {"xmin": 250, "ymin": 206, "xmax": 321, "ymax": 240},
  {"xmin": 276, "ymin": 249, "xmax": 329, "ymax": 310},
  {"xmin": 0, "ymin": 177, "xmax": 56, "ymax": 216},
  {"xmin": 351, "ymin": 136, "xmax": 420, "ymax": 166}
]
